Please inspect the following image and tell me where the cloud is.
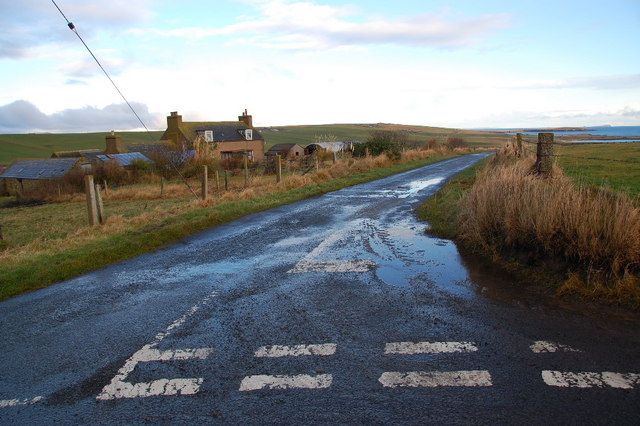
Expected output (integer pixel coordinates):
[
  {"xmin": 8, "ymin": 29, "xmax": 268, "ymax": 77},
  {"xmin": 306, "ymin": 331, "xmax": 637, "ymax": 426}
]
[
  {"xmin": 509, "ymin": 74, "xmax": 640, "ymax": 91},
  {"xmin": 148, "ymin": 0, "xmax": 510, "ymax": 51},
  {"xmin": 0, "ymin": 0, "xmax": 153, "ymax": 59},
  {"xmin": 0, "ymin": 100, "xmax": 163, "ymax": 133}
]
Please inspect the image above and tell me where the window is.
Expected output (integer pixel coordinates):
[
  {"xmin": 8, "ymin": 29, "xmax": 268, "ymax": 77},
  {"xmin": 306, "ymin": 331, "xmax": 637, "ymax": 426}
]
[
  {"xmin": 244, "ymin": 129, "xmax": 253, "ymax": 141},
  {"xmin": 204, "ymin": 130, "xmax": 214, "ymax": 142}
]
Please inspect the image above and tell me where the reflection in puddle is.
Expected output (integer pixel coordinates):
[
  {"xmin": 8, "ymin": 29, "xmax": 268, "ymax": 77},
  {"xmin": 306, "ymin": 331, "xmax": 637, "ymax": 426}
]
[{"xmin": 364, "ymin": 217, "xmax": 474, "ymax": 298}]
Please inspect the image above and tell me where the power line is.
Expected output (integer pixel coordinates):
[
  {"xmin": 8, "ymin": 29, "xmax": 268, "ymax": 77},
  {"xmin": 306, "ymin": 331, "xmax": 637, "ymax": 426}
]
[
  {"xmin": 51, "ymin": 0, "xmax": 201, "ymax": 199},
  {"xmin": 50, "ymin": 0, "xmax": 151, "ymax": 134}
]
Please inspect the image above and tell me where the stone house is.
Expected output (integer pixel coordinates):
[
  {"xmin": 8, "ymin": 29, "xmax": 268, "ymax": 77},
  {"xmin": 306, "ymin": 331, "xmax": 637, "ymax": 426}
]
[{"xmin": 160, "ymin": 110, "xmax": 265, "ymax": 162}]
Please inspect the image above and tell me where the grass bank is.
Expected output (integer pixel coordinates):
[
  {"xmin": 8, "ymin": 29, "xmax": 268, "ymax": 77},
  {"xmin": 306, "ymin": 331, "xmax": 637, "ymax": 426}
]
[
  {"xmin": 419, "ymin": 152, "xmax": 640, "ymax": 308},
  {"xmin": 0, "ymin": 149, "xmax": 465, "ymax": 301}
]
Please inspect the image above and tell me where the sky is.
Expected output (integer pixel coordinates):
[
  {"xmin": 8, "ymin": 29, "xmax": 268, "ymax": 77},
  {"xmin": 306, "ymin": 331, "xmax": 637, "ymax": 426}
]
[{"xmin": 0, "ymin": 0, "xmax": 639, "ymax": 133}]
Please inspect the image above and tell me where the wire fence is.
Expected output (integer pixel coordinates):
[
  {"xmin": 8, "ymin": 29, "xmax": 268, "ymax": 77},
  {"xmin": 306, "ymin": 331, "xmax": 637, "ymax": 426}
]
[{"xmin": 516, "ymin": 135, "xmax": 640, "ymax": 164}]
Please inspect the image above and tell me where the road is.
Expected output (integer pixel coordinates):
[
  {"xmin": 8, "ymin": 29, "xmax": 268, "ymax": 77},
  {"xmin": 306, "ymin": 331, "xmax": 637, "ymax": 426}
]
[{"xmin": 1, "ymin": 153, "xmax": 639, "ymax": 425}]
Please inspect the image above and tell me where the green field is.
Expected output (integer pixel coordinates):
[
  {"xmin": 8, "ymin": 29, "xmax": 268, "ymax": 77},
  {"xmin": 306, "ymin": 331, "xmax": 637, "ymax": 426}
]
[
  {"xmin": 0, "ymin": 131, "xmax": 164, "ymax": 165},
  {"xmin": 0, "ymin": 124, "xmax": 510, "ymax": 165},
  {"xmin": 556, "ymin": 142, "xmax": 640, "ymax": 197}
]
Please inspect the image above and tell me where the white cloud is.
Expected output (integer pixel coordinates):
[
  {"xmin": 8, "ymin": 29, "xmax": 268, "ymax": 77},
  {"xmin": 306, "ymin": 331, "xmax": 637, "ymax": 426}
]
[
  {"xmin": 144, "ymin": 0, "xmax": 510, "ymax": 51},
  {"xmin": 0, "ymin": 100, "xmax": 163, "ymax": 133},
  {"xmin": 0, "ymin": 0, "xmax": 153, "ymax": 59}
]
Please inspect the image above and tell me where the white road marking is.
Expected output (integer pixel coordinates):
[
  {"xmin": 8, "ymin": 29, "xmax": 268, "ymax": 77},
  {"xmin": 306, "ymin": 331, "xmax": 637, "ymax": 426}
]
[
  {"xmin": 0, "ymin": 396, "xmax": 43, "ymax": 408},
  {"xmin": 385, "ymin": 341, "xmax": 478, "ymax": 355},
  {"xmin": 530, "ymin": 341, "xmax": 581, "ymax": 353},
  {"xmin": 379, "ymin": 371, "xmax": 493, "ymax": 388},
  {"xmin": 287, "ymin": 260, "xmax": 376, "ymax": 273},
  {"xmin": 542, "ymin": 371, "xmax": 640, "ymax": 389},
  {"xmin": 97, "ymin": 290, "xmax": 218, "ymax": 401},
  {"xmin": 239, "ymin": 374, "xmax": 333, "ymax": 391},
  {"xmin": 255, "ymin": 343, "xmax": 337, "ymax": 358}
]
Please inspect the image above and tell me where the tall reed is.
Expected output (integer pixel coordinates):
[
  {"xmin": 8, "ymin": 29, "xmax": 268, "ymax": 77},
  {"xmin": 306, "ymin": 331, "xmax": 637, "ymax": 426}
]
[{"xmin": 457, "ymin": 156, "xmax": 640, "ymax": 302}]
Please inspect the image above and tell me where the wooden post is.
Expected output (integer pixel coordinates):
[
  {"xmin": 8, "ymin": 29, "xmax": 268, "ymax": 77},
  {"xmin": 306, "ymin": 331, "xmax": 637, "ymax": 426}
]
[
  {"xmin": 103, "ymin": 179, "xmax": 108, "ymax": 194},
  {"xmin": 276, "ymin": 154, "xmax": 282, "ymax": 183},
  {"xmin": 535, "ymin": 133, "xmax": 554, "ymax": 177},
  {"xmin": 315, "ymin": 156, "xmax": 319, "ymax": 171},
  {"xmin": 215, "ymin": 170, "xmax": 220, "ymax": 191},
  {"xmin": 332, "ymin": 151, "xmax": 337, "ymax": 164},
  {"xmin": 160, "ymin": 176, "xmax": 164, "ymax": 197},
  {"xmin": 202, "ymin": 165, "xmax": 209, "ymax": 200},
  {"xmin": 0, "ymin": 223, "xmax": 4, "ymax": 241},
  {"xmin": 94, "ymin": 183, "xmax": 105, "ymax": 224},
  {"xmin": 84, "ymin": 175, "xmax": 99, "ymax": 226},
  {"xmin": 224, "ymin": 170, "xmax": 229, "ymax": 191},
  {"xmin": 516, "ymin": 133, "xmax": 523, "ymax": 158}
]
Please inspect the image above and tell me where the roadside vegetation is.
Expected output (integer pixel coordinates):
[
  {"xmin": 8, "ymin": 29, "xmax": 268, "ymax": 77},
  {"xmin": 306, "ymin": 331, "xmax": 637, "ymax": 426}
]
[
  {"xmin": 0, "ymin": 135, "xmax": 481, "ymax": 301},
  {"xmin": 419, "ymin": 143, "xmax": 640, "ymax": 308}
]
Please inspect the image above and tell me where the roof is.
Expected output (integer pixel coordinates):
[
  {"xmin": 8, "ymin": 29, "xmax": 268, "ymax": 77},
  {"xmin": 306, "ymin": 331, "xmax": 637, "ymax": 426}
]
[
  {"xmin": 52, "ymin": 149, "xmax": 102, "ymax": 159},
  {"xmin": 268, "ymin": 143, "xmax": 304, "ymax": 152},
  {"xmin": 181, "ymin": 122, "xmax": 264, "ymax": 142},
  {"xmin": 0, "ymin": 158, "xmax": 79, "ymax": 180},
  {"xmin": 96, "ymin": 152, "xmax": 153, "ymax": 167}
]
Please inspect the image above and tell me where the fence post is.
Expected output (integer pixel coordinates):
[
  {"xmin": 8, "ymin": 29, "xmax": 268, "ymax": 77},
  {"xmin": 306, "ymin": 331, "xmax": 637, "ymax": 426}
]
[
  {"xmin": 516, "ymin": 133, "xmax": 523, "ymax": 158},
  {"xmin": 84, "ymin": 175, "xmax": 99, "ymax": 226},
  {"xmin": 160, "ymin": 177, "xmax": 164, "ymax": 197},
  {"xmin": 215, "ymin": 170, "xmax": 220, "ymax": 191},
  {"xmin": 95, "ymin": 183, "xmax": 105, "ymax": 224},
  {"xmin": 535, "ymin": 133, "xmax": 554, "ymax": 177},
  {"xmin": 332, "ymin": 151, "xmax": 337, "ymax": 164},
  {"xmin": 276, "ymin": 154, "xmax": 282, "ymax": 183},
  {"xmin": 224, "ymin": 170, "xmax": 229, "ymax": 191},
  {"xmin": 202, "ymin": 165, "xmax": 208, "ymax": 201},
  {"xmin": 315, "ymin": 156, "xmax": 319, "ymax": 172}
]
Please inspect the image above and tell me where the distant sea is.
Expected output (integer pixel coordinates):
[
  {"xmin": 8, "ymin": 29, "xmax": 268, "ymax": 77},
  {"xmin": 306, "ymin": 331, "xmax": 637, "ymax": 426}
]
[{"xmin": 480, "ymin": 126, "xmax": 640, "ymax": 143}]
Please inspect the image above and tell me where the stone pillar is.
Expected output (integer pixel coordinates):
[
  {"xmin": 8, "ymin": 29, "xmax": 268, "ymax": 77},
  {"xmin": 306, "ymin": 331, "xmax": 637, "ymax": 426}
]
[{"xmin": 535, "ymin": 133, "xmax": 554, "ymax": 177}]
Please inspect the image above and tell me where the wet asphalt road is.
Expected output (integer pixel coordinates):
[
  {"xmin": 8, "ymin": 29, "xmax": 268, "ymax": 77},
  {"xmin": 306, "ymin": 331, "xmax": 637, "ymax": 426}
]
[{"xmin": 1, "ymin": 153, "xmax": 639, "ymax": 425}]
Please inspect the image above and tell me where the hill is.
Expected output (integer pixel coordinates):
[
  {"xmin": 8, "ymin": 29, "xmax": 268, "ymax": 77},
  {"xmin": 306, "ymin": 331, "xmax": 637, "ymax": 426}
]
[{"xmin": 0, "ymin": 124, "xmax": 509, "ymax": 165}]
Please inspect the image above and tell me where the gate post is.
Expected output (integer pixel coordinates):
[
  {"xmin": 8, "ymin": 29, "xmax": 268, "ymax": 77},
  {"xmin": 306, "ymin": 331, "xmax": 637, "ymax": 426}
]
[{"xmin": 535, "ymin": 133, "xmax": 554, "ymax": 177}]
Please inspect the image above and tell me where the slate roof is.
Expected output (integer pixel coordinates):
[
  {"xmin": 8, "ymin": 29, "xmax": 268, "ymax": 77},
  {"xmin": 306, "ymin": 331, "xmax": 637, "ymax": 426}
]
[
  {"xmin": 96, "ymin": 152, "xmax": 153, "ymax": 167},
  {"xmin": 182, "ymin": 122, "xmax": 264, "ymax": 142},
  {"xmin": 268, "ymin": 143, "xmax": 301, "ymax": 151},
  {"xmin": 0, "ymin": 158, "xmax": 80, "ymax": 180}
]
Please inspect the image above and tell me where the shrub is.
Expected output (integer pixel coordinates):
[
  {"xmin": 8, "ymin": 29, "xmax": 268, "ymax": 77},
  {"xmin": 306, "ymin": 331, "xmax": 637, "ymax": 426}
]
[
  {"xmin": 353, "ymin": 130, "xmax": 404, "ymax": 160},
  {"xmin": 446, "ymin": 137, "xmax": 467, "ymax": 149}
]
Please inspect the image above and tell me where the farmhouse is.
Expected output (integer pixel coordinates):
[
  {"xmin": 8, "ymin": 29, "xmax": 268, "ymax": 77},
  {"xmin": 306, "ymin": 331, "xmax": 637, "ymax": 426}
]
[
  {"xmin": 161, "ymin": 110, "xmax": 265, "ymax": 162},
  {"xmin": 266, "ymin": 143, "xmax": 305, "ymax": 159}
]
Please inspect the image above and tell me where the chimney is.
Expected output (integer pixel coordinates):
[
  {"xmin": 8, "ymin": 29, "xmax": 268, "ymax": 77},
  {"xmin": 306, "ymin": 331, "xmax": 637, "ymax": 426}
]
[
  {"xmin": 167, "ymin": 111, "xmax": 183, "ymax": 132},
  {"xmin": 105, "ymin": 130, "xmax": 123, "ymax": 154},
  {"xmin": 238, "ymin": 109, "xmax": 253, "ymax": 128}
]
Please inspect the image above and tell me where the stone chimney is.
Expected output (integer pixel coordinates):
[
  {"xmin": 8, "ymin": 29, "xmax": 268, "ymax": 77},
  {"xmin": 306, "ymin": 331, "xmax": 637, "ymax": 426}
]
[
  {"xmin": 165, "ymin": 111, "xmax": 183, "ymax": 144},
  {"xmin": 167, "ymin": 111, "xmax": 183, "ymax": 132},
  {"xmin": 238, "ymin": 109, "xmax": 253, "ymax": 128},
  {"xmin": 105, "ymin": 131, "xmax": 123, "ymax": 154}
]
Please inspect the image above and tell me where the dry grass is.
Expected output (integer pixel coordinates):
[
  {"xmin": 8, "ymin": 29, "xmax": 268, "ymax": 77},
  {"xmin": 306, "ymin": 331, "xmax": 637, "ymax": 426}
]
[{"xmin": 457, "ymin": 154, "xmax": 640, "ymax": 304}]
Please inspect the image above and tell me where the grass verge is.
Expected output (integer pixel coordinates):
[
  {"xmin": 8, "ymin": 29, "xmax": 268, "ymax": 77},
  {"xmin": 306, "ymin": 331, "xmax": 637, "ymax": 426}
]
[
  {"xmin": 0, "ymin": 151, "xmax": 462, "ymax": 301},
  {"xmin": 418, "ymin": 153, "xmax": 640, "ymax": 309}
]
